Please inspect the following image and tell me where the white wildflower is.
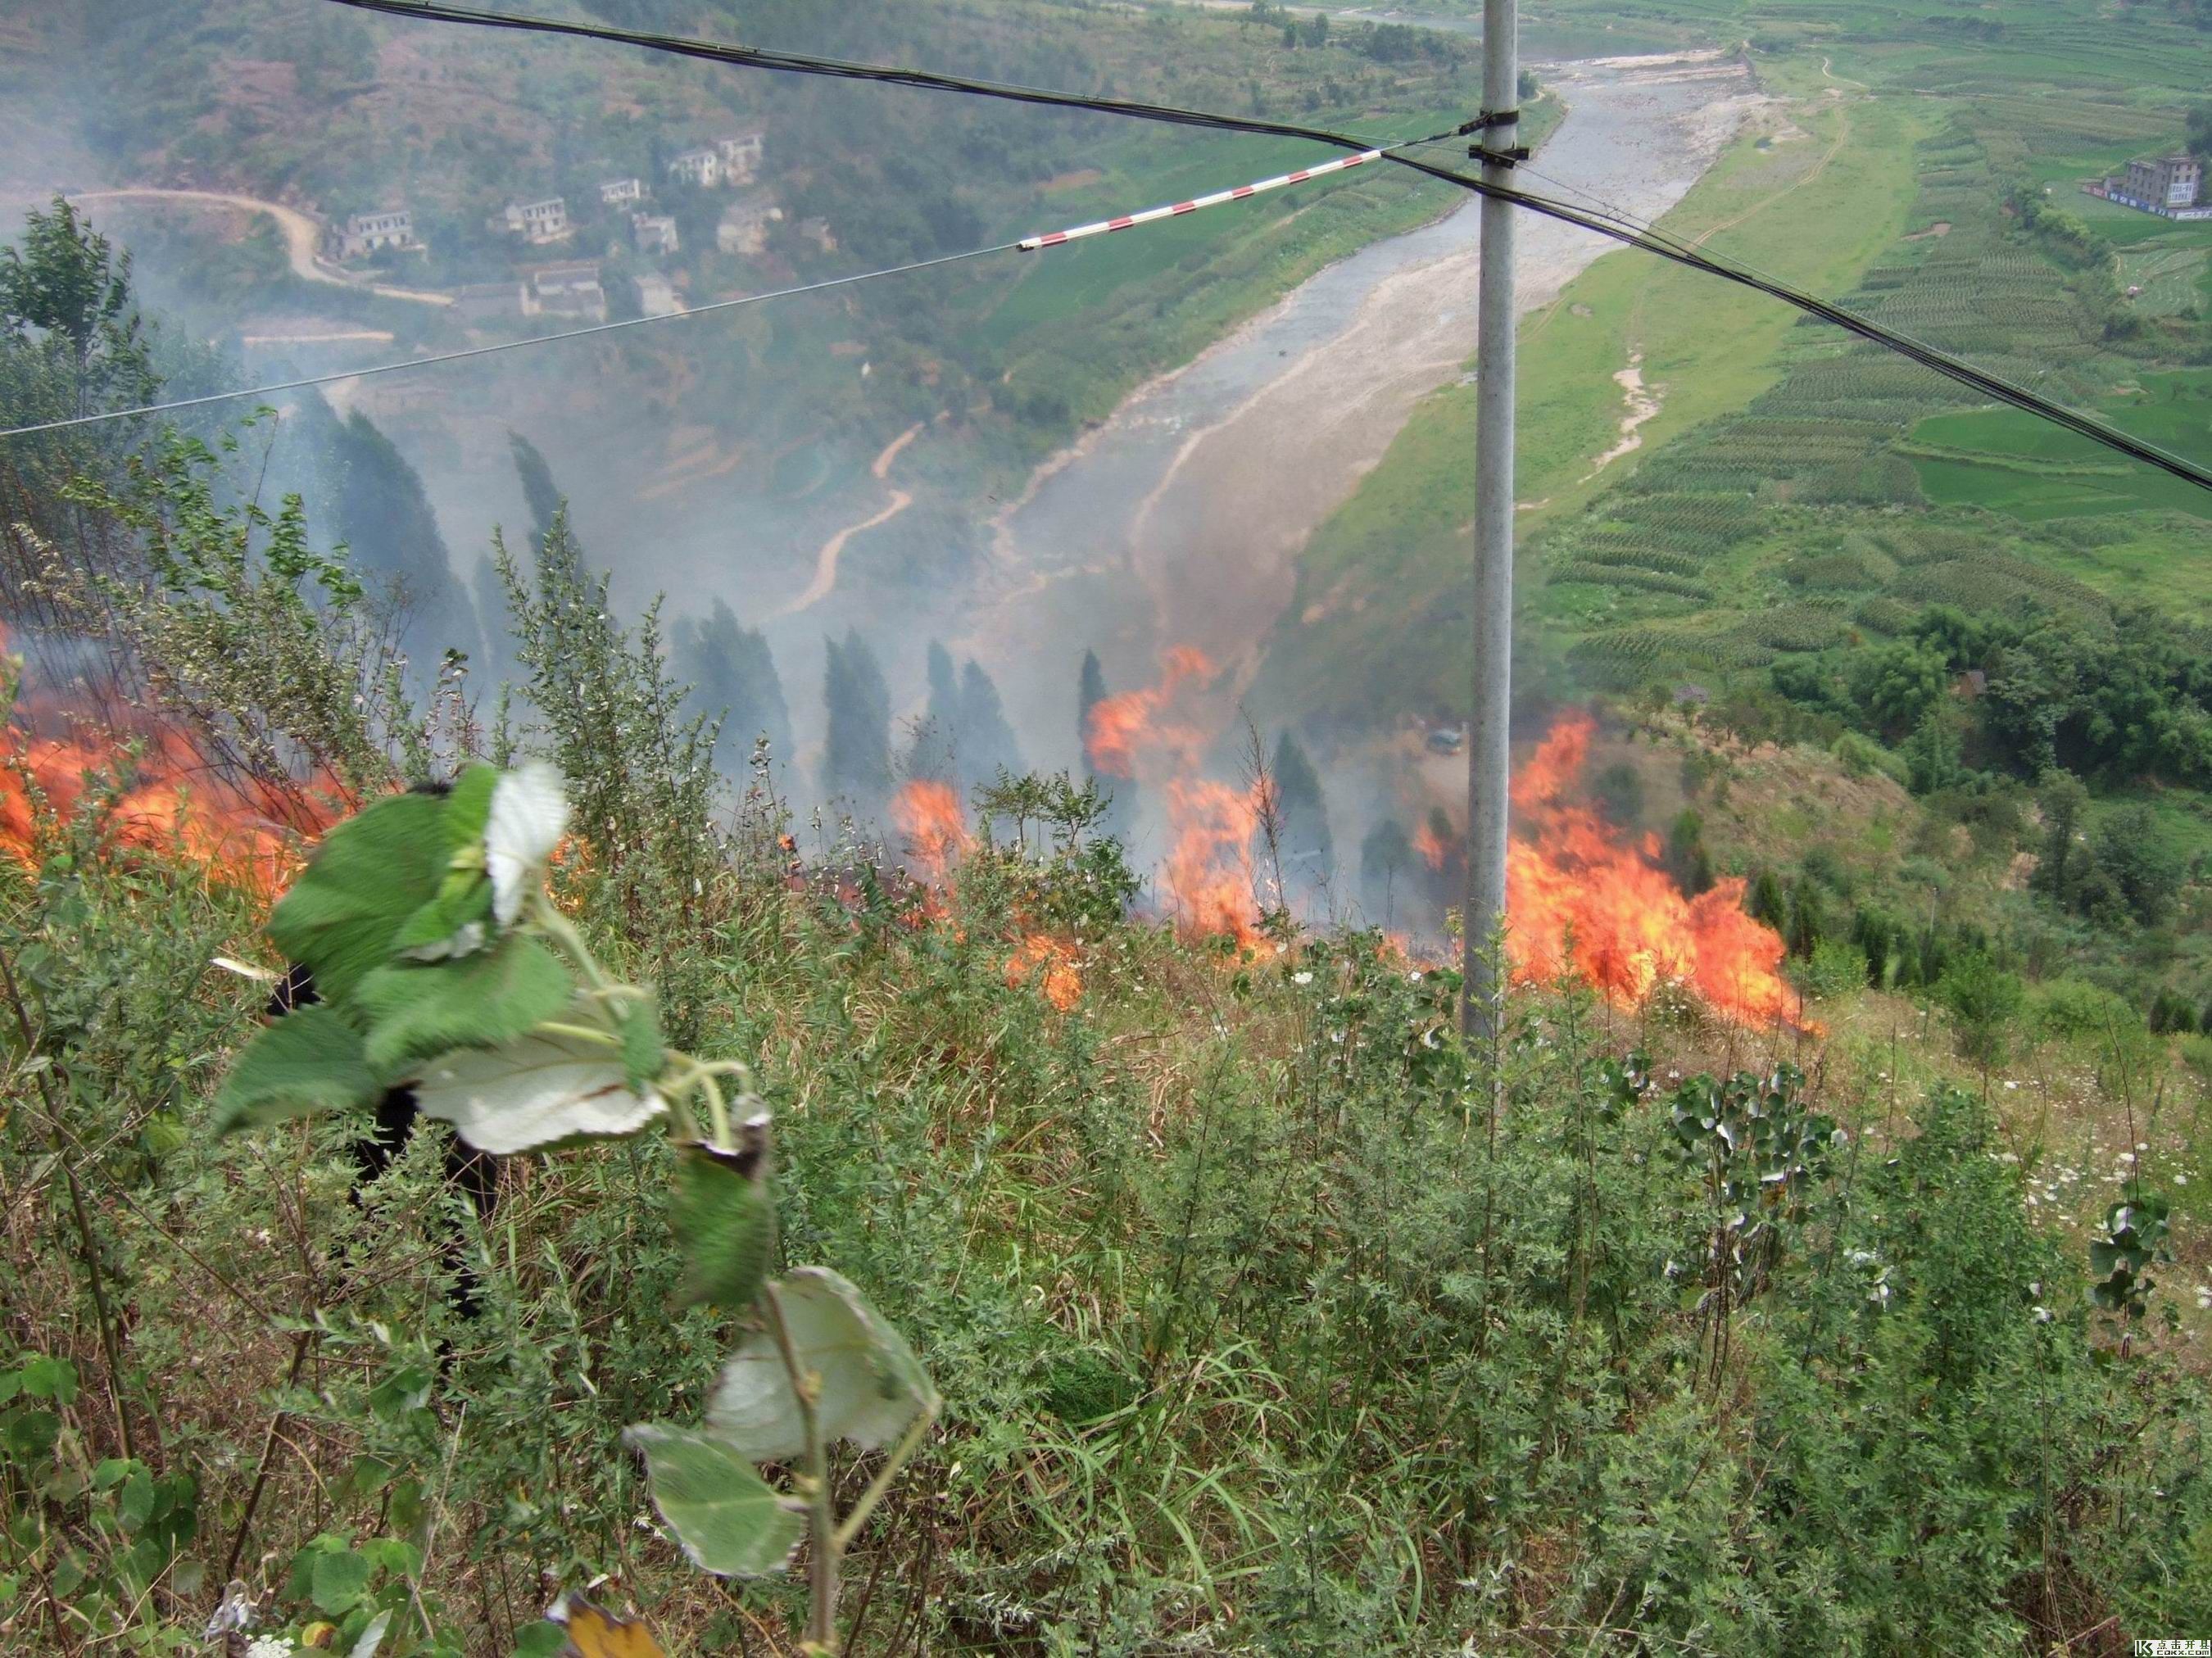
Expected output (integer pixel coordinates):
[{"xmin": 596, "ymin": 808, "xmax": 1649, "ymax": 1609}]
[
  {"xmin": 487, "ymin": 763, "xmax": 569, "ymax": 924},
  {"xmin": 1293, "ymin": 971, "xmax": 1313, "ymax": 985}
]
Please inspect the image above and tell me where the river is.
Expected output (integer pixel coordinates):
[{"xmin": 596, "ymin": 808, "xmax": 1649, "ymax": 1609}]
[{"xmin": 956, "ymin": 50, "xmax": 1761, "ymax": 766}]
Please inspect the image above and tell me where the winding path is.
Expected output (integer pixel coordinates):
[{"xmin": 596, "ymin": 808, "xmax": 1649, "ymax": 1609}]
[
  {"xmin": 773, "ymin": 421, "xmax": 924, "ymax": 617},
  {"xmin": 69, "ymin": 188, "xmax": 453, "ymax": 306}
]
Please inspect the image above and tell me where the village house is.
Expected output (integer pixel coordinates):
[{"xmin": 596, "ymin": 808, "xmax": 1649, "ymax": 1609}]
[
  {"xmin": 334, "ymin": 208, "xmax": 417, "ymax": 260},
  {"xmin": 491, "ymin": 197, "xmax": 571, "ymax": 244},
  {"xmin": 636, "ymin": 272, "xmax": 682, "ymax": 318},
  {"xmin": 2086, "ymin": 150, "xmax": 2210, "ymax": 220},
  {"xmin": 716, "ymin": 191, "xmax": 781, "ymax": 256},
  {"xmin": 454, "ymin": 280, "xmax": 526, "ymax": 324},
  {"xmin": 598, "ymin": 177, "xmax": 646, "ymax": 206},
  {"xmin": 714, "ymin": 130, "xmax": 765, "ymax": 184},
  {"xmin": 529, "ymin": 260, "xmax": 607, "ymax": 321},
  {"xmin": 631, "ymin": 212, "xmax": 680, "ymax": 256},
  {"xmin": 2127, "ymin": 151, "xmax": 2204, "ymax": 211},
  {"xmin": 667, "ymin": 146, "xmax": 722, "ymax": 189}
]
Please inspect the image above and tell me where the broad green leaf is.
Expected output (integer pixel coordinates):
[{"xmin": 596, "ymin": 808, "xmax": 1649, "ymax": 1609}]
[
  {"xmin": 268, "ymin": 791, "xmax": 450, "ymax": 1005},
  {"xmin": 413, "ymin": 1017, "xmax": 664, "ymax": 1155},
  {"xmin": 391, "ymin": 768, "xmax": 502, "ymax": 959},
  {"xmin": 441, "ymin": 763, "xmax": 501, "ymax": 852},
  {"xmin": 392, "ymin": 871, "xmax": 494, "ymax": 962},
  {"xmin": 671, "ymin": 1139, "xmax": 775, "ymax": 1311},
  {"xmin": 5, "ymin": 1411, "xmax": 58, "ymax": 1461},
  {"xmin": 622, "ymin": 1423, "xmax": 804, "ymax": 1579},
  {"xmin": 309, "ymin": 1547, "xmax": 372, "ymax": 1615},
  {"xmin": 487, "ymin": 763, "xmax": 569, "ymax": 924},
  {"xmin": 618, "ymin": 999, "xmax": 664, "ymax": 1093},
  {"xmin": 116, "ymin": 1466, "xmax": 153, "ymax": 1533},
  {"xmin": 19, "ymin": 1356, "xmax": 77, "ymax": 1405},
  {"xmin": 356, "ymin": 936, "xmax": 573, "ymax": 1076},
  {"xmin": 706, "ymin": 1268, "xmax": 938, "ymax": 1459},
  {"xmin": 212, "ymin": 1005, "xmax": 380, "ymax": 1135},
  {"xmin": 510, "ymin": 1621, "xmax": 571, "ymax": 1658}
]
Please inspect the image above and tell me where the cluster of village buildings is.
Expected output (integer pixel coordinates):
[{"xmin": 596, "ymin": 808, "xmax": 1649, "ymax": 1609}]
[
  {"xmin": 322, "ymin": 127, "xmax": 829, "ymax": 324},
  {"xmin": 2083, "ymin": 150, "xmax": 2210, "ymax": 221}
]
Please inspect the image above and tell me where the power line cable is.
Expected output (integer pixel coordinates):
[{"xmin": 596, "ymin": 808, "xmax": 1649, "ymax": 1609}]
[
  {"xmin": 318, "ymin": 0, "xmax": 2211, "ymax": 493},
  {"xmin": 0, "ymin": 242, "xmax": 1014, "ymax": 440}
]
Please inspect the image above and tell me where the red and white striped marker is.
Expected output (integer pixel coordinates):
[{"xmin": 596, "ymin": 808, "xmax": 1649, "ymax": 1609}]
[{"xmin": 1018, "ymin": 149, "xmax": 1385, "ymax": 251}]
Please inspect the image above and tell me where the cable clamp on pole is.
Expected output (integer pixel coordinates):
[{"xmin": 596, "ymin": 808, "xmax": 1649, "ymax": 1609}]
[
  {"xmin": 1457, "ymin": 109, "xmax": 1520, "ymax": 134},
  {"xmin": 1468, "ymin": 143, "xmax": 1530, "ymax": 169}
]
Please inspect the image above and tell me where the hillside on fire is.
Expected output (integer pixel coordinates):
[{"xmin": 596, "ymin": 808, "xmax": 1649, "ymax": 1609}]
[{"xmin": 3, "ymin": 0, "xmax": 2212, "ymax": 1654}]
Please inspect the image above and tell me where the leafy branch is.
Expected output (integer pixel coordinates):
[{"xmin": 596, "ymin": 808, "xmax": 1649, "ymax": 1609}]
[{"xmin": 213, "ymin": 762, "xmax": 936, "ymax": 1651}]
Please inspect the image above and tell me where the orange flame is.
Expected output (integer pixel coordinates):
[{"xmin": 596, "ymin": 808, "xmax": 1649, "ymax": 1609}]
[
  {"xmin": 1086, "ymin": 650, "xmax": 1262, "ymax": 947},
  {"xmin": 1163, "ymin": 777, "xmax": 1261, "ymax": 947},
  {"xmin": 1082, "ymin": 646, "xmax": 1210, "ymax": 779},
  {"xmin": 1504, "ymin": 714, "xmax": 1803, "ymax": 1029},
  {"xmin": 891, "ymin": 778, "xmax": 972, "ymax": 882},
  {"xmin": 0, "ymin": 628, "xmax": 339, "ymax": 895},
  {"xmin": 1005, "ymin": 933, "xmax": 1083, "ymax": 1011},
  {"xmin": 1412, "ymin": 818, "xmax": 1448, "ymax": 872}
]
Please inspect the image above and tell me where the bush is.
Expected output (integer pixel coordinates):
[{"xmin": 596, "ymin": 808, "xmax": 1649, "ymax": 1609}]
[
  {"xmin": 1938, "ymin": 953, "xmax": 2027, "ymax": 1067},
  {"xmin": 2033, "ymin": 976, "xmax": 2141, "ymax": 1042},
  {"xmin": 1795, "ymin": 935, "xmax": 1870, "ymax": 1001}
]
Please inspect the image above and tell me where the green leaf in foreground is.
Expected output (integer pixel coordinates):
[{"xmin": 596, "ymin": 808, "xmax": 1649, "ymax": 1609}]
[
  {"xmin": 623, "ymin": 1423, "xmax": 805, "ymax": 1579},
  {"xmin": 412, "ymin": 1017, "xmax": 665, "ymax": 1155},
  {"xmin": 355, "ymin": 935, "xmax": 574, "ymax": 1076},
  {"xmin": 267, "ymin": 790, "xmax": 449, "ymax": 1006},
  {"xmin": 391, "ymin": 764, "xmax": 503, "ymax": 959},
  {"xmin": 308, "ymin": 1547, "xmax": 371, "ymax": 1615},
  {"xmin": 440, "ymin": 763, "xmax": 500, "ymax": 853},
  {"xmin": 618, "ymin": 998, "xmax": 664, "ymax": 1092},
  {"xmin": 706, "ymin": 1267, "xmax": 938, "ymax": 1460},
  {"xmin": 212, "ymin": 1003, "xmax": 380, "ymax": 1134},
  {"xmin": 671, "ymin": 1133, "xmax": 775, "ymax": 1311}
]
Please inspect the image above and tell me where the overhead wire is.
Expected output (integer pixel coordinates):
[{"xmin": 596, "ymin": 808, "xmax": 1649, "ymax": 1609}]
[
  {"xmin": 315, "ymin": 0, "xmax": 2212, "ymax": 493},
  {"xmin": 0, "ymin": 242, "xmax": 1016, "ymax": 439},
  {"xmin": 14, "ymin": 0, "xmax": 2206, "ymax": 491}
]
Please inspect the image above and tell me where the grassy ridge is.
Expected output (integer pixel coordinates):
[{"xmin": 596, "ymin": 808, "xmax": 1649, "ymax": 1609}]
[{"xmin": 1256, "ymin": 65, "xmax": 1922, "ymax": 723}]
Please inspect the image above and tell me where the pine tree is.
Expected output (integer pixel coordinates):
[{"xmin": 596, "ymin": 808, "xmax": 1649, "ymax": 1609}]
[
  {"xmin": 822, "ymin": 628, "xmax": 891, "ymax": 818},
  {"xmin": 1267, "ymin": 732, "xmax": 1334, "ymax": 902},
  {"xmin": 328, "ymin": 408, "xmax": 483, "ymax": 678},
  {"xmin": 1077, "ymin": 650, "xmax": 1107, "ymax": 771},
  {"xmin": 956, "ymin": 659, "xmax": 1022, "ymax": 792},
  {"xmin": 1360, "ymin": 817, "xmax": 1412, "ymax": 923},
  {"xmin": 509, "ymin": 429, "xmax": 565, "ymax": 551},
  {"xmin": 473, "ymin": 553, "xmax": 513, "ymax": 688},
  {"xmin": 904, "ymin": 641, "xmax": 960, "ymax": 782},
  {"xmin": 1077, "ymin": 649, "xmax": 1134, "ymax": 843},
  {"xmin": 1747, "ymin": 868, "xmax": 1788, "ymax": 933},
  {"xmin": 674, "ymin": 600, "xmax": 791, "ymax": 777},
  {"xmin": 1786, "ymin": 875, "xmax": 1825, "ymax": 958}
]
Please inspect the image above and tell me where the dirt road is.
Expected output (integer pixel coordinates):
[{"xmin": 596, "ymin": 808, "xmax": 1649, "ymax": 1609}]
[
  {"xmin": 70, "ymin": 188, "xmax": 453, "ymax": 306},
  {"xmin": 773, "ymin": 422, "xmax": 925, "ymax": 617}
]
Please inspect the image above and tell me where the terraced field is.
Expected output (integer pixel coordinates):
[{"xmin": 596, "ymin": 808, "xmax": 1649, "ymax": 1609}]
[{"xmin": 1326, "ymin": 79, "xmax": 2205, "ymax": 718}]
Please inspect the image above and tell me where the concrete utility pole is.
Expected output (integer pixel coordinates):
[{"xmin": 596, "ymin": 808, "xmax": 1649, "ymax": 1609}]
[{"xmin": 1462, "ymin": 0, "xmax": 1518, "ymax": 1039}]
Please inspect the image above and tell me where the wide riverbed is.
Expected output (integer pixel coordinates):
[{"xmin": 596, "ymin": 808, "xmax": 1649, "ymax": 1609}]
[{"xmin": 961, "ymin": 50, "xmax": 1760, "ymax": 764}]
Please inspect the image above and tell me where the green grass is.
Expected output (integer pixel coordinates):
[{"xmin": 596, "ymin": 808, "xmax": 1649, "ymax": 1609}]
[
  {"xmin": 1257, "ymin": 75, "xmax": 1924, "ymax": 722},
  {"xmin": 1907, "ymin": 372, "xmax": 2212, "ymax": 522}
]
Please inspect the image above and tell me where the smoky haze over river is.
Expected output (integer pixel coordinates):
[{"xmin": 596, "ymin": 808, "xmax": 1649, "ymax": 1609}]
[
  {"xmin": 15, "ymin": 35, "xmax": 1758, "ymax": 826},
  {"xmin": 958, "ymin": 51, "xmax": 1758, "ymax": 768}
]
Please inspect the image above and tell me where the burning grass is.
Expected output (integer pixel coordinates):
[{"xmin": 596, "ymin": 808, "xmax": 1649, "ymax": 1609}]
[
  {"xmin": 1, "ymin": 641, "xmax": 340, "ymax": 897},
  {"xmin": 1090, "ymin": 650, "xmax": 1805, "ymax": 1029},
  {"xmin": 1507, "ymin": 713, "xmax": 1811, "ymax": 1031}
]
